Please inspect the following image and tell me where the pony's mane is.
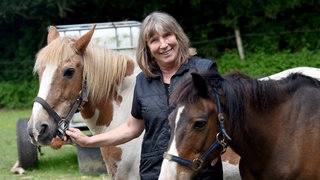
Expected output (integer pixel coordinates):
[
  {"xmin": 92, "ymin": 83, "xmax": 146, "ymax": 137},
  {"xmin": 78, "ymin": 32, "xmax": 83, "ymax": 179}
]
[
  {"xmin": 222, "ymin": 71, "xmax": 320, "ymax": 136},
  {"xmin": 171, "ymin": 70, "xmax": 320, "ymax": 138},
  {"xmin": 223, "ymin": 71, "xmax": 320, "ymax": 111},
  {"xmin": 34, "ymin": 36, "xmax": 133, "ymax": 102},
  {"xmin": 83, "ymin": 44, "xmax": 132, "ymax": 102}
]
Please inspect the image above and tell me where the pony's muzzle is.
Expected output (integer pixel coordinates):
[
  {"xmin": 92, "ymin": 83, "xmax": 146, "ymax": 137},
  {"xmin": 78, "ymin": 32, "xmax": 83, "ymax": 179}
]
[{"xmin": 27, "ymin": 120, "xmax": 55, "ymax": 146}]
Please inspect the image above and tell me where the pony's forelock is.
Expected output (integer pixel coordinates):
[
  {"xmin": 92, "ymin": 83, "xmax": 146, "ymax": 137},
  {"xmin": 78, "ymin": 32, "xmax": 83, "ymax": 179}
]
[
  {"xmin": 170, "ymin": 70, "xmax": 222, "ymax": 107},
  {"xmin": 34, "ymin": 37, "xmax": 76, "ymax": 73}
]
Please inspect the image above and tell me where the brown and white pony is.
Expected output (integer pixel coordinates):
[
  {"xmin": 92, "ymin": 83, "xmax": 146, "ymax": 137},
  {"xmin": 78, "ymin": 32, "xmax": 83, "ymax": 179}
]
[
  {"xmin": 27, "ymin": 25, "xmax": 143, "ymax": 179},
  {"xmin": 159, "ymin": 69, "xmax": 320, "ymax": 179}
]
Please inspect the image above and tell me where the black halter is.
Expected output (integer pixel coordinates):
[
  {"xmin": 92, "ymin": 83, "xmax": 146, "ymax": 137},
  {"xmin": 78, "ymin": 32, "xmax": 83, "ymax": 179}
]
[
  {"xmin": 34, "ymin": 76, "xmax": 88, "ymax": 140},
  {"xmin": 163, "ymin": 86, "xmax": 232, "ymax": 171}
]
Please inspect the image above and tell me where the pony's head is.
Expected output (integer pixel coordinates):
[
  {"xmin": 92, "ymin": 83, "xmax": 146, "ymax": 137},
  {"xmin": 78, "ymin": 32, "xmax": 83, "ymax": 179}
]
[
  {"xmin": 159, "ymin": 70, "xmax": 231, "ymax": 179},
  {"xmin": 27, "ymin": 25, "xmax": 96, "ymax": 148}
]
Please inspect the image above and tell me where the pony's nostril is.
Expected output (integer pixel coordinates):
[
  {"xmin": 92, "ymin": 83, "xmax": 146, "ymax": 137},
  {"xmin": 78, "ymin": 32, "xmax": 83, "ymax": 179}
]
[{"xmin": 39, "ymin": 124, "xmax": 48, "ymax": 134}]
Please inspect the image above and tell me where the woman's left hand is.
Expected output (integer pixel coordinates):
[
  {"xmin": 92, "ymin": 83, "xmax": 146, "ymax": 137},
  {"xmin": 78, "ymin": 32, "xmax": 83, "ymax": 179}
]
[{"xmin": 65, "ymin": 127, "xmax": 90, "ymax": 147}]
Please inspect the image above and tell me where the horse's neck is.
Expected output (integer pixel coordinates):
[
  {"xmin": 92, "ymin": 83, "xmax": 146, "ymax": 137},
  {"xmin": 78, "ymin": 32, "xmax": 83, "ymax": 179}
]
[{"xmin": 229, "ymin": 96, "xmax": 288, "ymax": 159}]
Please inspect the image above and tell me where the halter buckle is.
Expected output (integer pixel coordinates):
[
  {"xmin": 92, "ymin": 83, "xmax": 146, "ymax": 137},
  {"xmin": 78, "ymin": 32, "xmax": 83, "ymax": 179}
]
[
  {"xmin": 218, "ymin": 113, "xmax": 225, "ymax": 123},
  {"xmin": 58, "ymin": 120, "xmax": 68, "ymax": 134},
  {"xmin": 192, "ymin": 158, "xmax": 203, "ymax": 171}
]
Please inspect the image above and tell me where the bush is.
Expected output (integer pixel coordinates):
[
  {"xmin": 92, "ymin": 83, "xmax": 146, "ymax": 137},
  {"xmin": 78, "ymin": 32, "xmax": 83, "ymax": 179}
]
[
  {"xmin": 0, "ymin": 80, "xmax": 38, "ymax": 109},
  {"xmin": 0, "ymin": 50, "xmax": 319, "ymax": 109},
  {"xmin": 215, "ymin": 49, "xmax": 320, "ymax": 78}
]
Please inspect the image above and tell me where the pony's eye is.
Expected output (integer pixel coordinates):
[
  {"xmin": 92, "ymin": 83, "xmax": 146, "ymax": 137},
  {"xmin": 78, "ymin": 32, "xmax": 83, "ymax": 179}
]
[
  {"xmin": 193, "ymin": 120, "xmax": 207, "ymax": 130},
  {"xmin": 64, "ymin": 68, "xmax": 75, "ymax": 79}
]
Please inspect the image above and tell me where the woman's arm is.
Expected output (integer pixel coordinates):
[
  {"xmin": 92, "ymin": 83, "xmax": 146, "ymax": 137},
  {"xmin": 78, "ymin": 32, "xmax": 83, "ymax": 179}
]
[{"xmin": 66, "ymin": 115, "xmax": 144, "ymax": 147}]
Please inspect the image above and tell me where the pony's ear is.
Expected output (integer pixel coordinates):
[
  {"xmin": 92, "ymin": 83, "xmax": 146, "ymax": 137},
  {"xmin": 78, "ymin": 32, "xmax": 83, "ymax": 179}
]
[
  {"xmin": 125, "ymin": 58, "xmax": 135, "ymax": 76},
  {"xmin": 47, "ymin": 26, "xmax": 60, "ymax": 44},
  {"xmin": 73, "ymin": 24, "xmax": 96, "ymax": 55},
  {"xmin": 191, "ymin": 72, "xmax": 209, "ymax": 99}
]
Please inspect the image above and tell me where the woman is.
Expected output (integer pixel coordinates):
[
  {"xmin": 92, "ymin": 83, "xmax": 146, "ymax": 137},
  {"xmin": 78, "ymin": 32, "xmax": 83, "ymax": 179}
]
[{"xmin": 66, "ymin": 11, "xmax": 222, "ymax": 179}]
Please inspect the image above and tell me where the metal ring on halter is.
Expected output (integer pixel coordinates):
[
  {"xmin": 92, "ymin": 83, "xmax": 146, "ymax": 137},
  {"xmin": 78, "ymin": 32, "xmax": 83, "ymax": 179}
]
[
  {"xmin": 216, "ymin": 132, "xmax": 227, "ymax": 154},
  {"xmin": 192, "ymin": 158, "xmax": 203, "ymax": 171}
]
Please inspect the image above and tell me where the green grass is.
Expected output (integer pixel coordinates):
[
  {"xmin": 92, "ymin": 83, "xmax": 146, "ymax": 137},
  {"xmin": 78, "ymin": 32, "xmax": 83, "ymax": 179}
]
[{"xmin": 0, "ymin": 109, "xmax": 109, "ymax": 180}]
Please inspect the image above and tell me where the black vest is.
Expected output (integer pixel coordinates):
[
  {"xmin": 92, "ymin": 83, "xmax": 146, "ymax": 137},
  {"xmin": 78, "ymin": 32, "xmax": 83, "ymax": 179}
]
[{"xmin": 131, "ymin": 56, "xmax": 220, "ymax": 180}]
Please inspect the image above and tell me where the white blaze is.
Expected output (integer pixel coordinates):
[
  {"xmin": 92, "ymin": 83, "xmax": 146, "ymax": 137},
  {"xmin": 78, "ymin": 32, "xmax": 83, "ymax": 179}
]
[
  {"xmin": 159, "ymin": 106, "xmax": 185, "ymax": 180},
  {"xmin": 31, "ymin": 65, "xmax": 57, "ymax": 130}
]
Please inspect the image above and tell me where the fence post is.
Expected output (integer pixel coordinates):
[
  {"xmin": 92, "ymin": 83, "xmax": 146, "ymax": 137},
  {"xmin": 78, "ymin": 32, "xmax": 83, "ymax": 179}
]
[{"xmin": 235, "ymin": 27, "xmax": 245, "ymax": 60}]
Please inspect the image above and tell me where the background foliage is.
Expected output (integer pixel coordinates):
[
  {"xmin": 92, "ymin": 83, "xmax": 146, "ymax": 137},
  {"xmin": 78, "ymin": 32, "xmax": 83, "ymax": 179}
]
[{"xmin": 0, "ymin": 0, "xmax": 319, "ymax": 108}]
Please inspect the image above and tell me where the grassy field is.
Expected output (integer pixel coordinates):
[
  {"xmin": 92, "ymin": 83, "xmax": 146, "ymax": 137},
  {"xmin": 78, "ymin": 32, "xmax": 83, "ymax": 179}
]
[{"xmin": 0, "ymin": 109, "xmax": 109, "ymax": 180}]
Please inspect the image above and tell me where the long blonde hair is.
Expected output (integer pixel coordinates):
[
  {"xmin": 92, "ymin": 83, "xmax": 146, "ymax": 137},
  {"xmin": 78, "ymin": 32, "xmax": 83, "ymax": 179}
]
[{"xmin": 136, "ymin": 11, "xmax": 195, "ymax": 78}]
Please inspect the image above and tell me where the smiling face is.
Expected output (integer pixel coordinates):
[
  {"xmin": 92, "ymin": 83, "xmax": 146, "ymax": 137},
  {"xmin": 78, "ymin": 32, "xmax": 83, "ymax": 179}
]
[{"xmin": 147, "ymin": 31, "xmax": 179, "ymax": 68}]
